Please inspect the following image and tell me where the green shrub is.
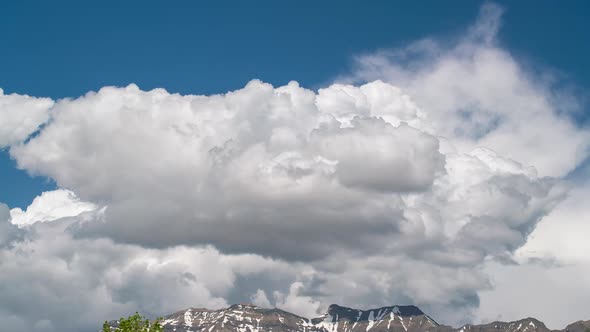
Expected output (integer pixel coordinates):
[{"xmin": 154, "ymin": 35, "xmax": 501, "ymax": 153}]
[{"xmin": 102, "ymin": 312, "xmax": 163, "ymax": 332}]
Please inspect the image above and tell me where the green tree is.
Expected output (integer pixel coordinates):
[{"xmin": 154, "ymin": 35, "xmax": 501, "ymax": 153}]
[{"xmin": 102, "ymin": 312, "xmax": 163, "ymax": 332}]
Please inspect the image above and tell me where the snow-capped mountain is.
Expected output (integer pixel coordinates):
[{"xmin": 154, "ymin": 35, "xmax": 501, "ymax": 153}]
[
  {"xmin": 312, "ymin": 304, "xmax": 439, "ymax": 332},
  {"xmin": 105, "ymin": 303, "xmax": 590, "ymax": 332},
  {"xmin": 157, "ymin": 304, "xmax": 319, "ymax": 332}
]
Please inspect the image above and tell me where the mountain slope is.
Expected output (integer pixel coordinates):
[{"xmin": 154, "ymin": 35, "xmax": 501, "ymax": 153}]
[
  {"xmin": 452, "ymin": 318, "xmax": 551, "ymax": 332},
  {"xmin": 105, "ymin": 304, "xmax": 589, "ymax": 332},
  {"xmin": 158, "ymin": 304, "xmax": 320, "ymax": 332},
  {"xmin": 563, "ymin": 320, "xmax": 590, "ymax": 332}
]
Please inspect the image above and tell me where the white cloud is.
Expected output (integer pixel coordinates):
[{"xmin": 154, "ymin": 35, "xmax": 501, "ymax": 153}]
[
  {"xmin": 516, "ymin": 184, "xmax": 590, "ymax": 264},
  {"xmin": 0, "ymin": 79, "xmax": 571, "ymax": 327},
  {"xmin": 311, "ymin": 119, "xmax": 442, "ymax": 192},
  {"xmin": 347, "ymin": 3, "xmax": 589, "ymax": 178},
  {"xmin": 0, "ymin": 211, "xmax": 302, "ymax": 332},
  {"xmin": 8, "ymin": 80, "xmax": 446, "ymax": 259},
  {"xmin": 9, "ymin": 189, "xmax": 97, "ymax": 227},
  {"xmin": 250, "ymin": 289, "xmax": 272, "ymax": 308},
  {"xmin": 273, "ymin": 282, "xmax": 322, "ymax": 319},
  {"xmin": 8, "ymin": 78, "xmax": 562, "ymax": 268},
  {"xmin": 0, "ymin": 74, "xmax": 568, "ymax": 328},
  {"xmin": 0, "ymin": 88, "xmax": 53, "ymax": 148}
]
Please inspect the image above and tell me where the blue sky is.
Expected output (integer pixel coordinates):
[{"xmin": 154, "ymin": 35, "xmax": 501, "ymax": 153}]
[{"xmin": 1, "ymin": 0, "xmax": 589, "ymax": 208}]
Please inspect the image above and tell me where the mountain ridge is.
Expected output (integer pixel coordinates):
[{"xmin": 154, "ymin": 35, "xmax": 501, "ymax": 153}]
[{"xmin": 105, "ymin": 303, "xmax": 590, "ymax": 332}]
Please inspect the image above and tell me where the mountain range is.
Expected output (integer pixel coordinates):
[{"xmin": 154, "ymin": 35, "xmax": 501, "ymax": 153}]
[{"xmin": 106, "ymin": 303, "xmax": 590, "ymax": 332}]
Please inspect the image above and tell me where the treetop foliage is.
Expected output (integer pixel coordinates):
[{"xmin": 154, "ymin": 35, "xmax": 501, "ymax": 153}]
[{"xmin": 102, "ymin": 312, "xmax": 163, "ymax": 332}]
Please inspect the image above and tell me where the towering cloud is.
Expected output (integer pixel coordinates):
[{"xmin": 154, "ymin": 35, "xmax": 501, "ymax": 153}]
[
  {"xmin": 348, "ymin": 3, "xmax": 589, "ymax": 177},
  {"xmin": 8, "ymin": 79, "xmax": 564, "ymax": 266},
  {"xmin": 10, "ymin": 80, "xmax": 448, "ymax": 259}
]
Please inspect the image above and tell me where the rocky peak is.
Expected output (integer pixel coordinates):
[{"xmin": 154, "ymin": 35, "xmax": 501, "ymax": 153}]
[
  {"xmin": 312, "ymin": 304, "xmax": 438, "ymax": 332},
  {"xmin": 325, "ymin": 304, "xmax": 426, "ymax": 319},
  {"xmin": 456, "ymin": 317, "xmax": 551, "ymax": 332}
]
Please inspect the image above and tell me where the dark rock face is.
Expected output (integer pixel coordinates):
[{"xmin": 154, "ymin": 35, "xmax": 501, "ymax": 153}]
[
  {"xmin": 563, "ymin": 320, "xmax": 590, "ymax": 332},
  {"xmin": 106, "ymin": 303, "xmax": 589, "ymax": 332},
  {"xmin": 311, "ymin": 304, "xmax": 440, "ymax": 332}
]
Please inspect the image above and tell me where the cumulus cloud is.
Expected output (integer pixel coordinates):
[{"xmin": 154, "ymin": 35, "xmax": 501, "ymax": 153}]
[
  {"xmin": 0, "ymin": 210, "xmax": 303, "ymax": 332},
  {"xmin": 9, "ymin": 75, "xmax": 564, "ymax": 265},
  {"xmin": 250, "ymin": 289, "xmax": 273, "ymax": 308},
  {"xmin": 5, "ymin": 76, "xmax": 568, "ymax": 328},
  {"xmin": 9, "ymin": 189, "xmax": 97, "ymax": 227},
  {"xmin": 273, "ymin": 282, "xmax": 322, "ymax": 319},
  {"xmin": 0, "ymin": 88, "xmax": 53, "ymax": 148},
  {"xmin": 10, "ymin": 80, "xmax": 447, "ymax": 260},
  {"xmin": 0, "ymin": 3, "xmax": 587, "ymax": 332}
]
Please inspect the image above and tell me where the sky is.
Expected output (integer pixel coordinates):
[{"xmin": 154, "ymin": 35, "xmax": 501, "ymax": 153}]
[
  {"xmin": 2, "ymin": 0, "xmax": 590, "ymax": 209},
  {"xmin": 0, "ymin": 1, "xmax": 589, "ymax": 332}
]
